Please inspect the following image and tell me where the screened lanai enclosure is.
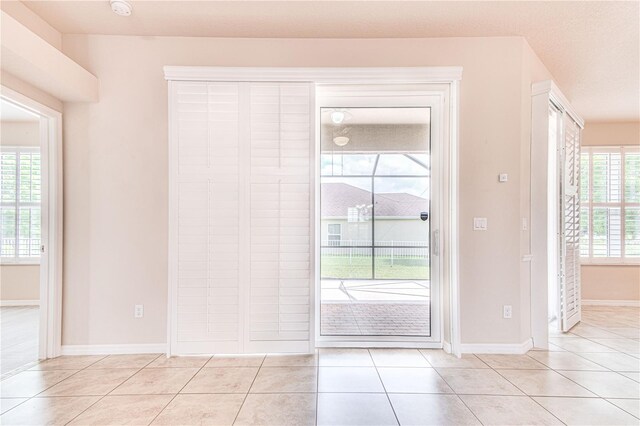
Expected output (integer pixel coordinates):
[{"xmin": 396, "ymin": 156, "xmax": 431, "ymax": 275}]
[{"xmin": 320, "ymin": 106, "xmax": 432, "ymax": 337}]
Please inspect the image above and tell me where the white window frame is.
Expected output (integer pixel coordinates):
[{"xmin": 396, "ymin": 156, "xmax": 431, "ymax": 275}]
[
  {"xmin": 581, "ymin": 146, "xmax": 640, "ymax": 265},
  {"xmin": 1, "ymin": 146, "xmax": 42, "ymax": 265}
]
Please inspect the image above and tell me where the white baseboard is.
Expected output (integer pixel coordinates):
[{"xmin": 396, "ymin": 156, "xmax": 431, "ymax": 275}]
[
  {"xmin": 443, "ymin": 341, "xmax": 452, "ymax": 354},
  {"xmin": 583, "ymin": 299, "xmax": 640, "ymax": 307},
  {"xmin": 460, "ymin": 338, "xmax": 533, "ymax": 354},
  {"xmin": 61, "ymin": 344, "xmax": 167, "ymax": 356},
  {"xmin": 0, "ymin": 299, "xmax": 39, "ymax": 307}
]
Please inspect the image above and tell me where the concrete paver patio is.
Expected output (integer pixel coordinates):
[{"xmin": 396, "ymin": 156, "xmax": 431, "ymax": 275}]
[{"xmin": 320, "ymin": 280, "xmax": 431, "ymax": 336}]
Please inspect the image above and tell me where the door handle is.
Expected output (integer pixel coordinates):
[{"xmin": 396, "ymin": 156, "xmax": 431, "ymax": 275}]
[{"xmin": 433, "ymin": 230, "xmax": 440, "ymax": 256}]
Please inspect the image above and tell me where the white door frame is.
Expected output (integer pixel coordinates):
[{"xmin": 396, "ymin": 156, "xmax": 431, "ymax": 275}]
[
  {"xmin": 163, "ymin": 66, "xmax": 463, "ymax": 356},
  {"xmin": 315, "ymin": 86, "xmax": 445, "ymax": 348},
  {"xmin": 1, "ymin": 85, "xmax": 63, "ymax": 359}
]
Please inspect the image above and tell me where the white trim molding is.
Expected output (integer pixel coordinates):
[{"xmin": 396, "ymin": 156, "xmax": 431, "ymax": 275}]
[
  {"xmin": 61, "ymin": 344, "xmax": 167, "ymax": 356},
  {"xmin": 0, "ymin": 299, "xmax": 40, "ymax": 307},
  {"xmin": 460, "ymin": 339, "xmax": 534, "ymax": 355},
  {"xmin": 531, "ymin": 80, "xmax": 584, "ymax": 128},
  {"xmin": 164, "ymin": 66, "xmax": 463, "ymax": 83},
  {"xmin": 582, "ymin": 299, "xmax": 640, "ymax": 307}
]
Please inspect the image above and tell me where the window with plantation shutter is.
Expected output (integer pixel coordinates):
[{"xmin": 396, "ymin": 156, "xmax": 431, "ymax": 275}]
[
  {"xmin": 580, "ymin": 146, "xmax": 640, "ymax": 263},
  {"xmin": 1, "ymin": 147, "xmax": 41, "ymax": 263}
]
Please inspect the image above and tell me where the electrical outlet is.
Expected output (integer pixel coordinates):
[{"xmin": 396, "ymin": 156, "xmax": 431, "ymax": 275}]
[
  {"xmin": 499, "ymin": 173, "xmax": 508, "ymax": 182},
  {"xmin": 503, "ymin": 305, "xmax": 512, "ymax": 319},
  {"xmin": 134, "ymin": 304, "xmax": 144, "ymax": 319}
]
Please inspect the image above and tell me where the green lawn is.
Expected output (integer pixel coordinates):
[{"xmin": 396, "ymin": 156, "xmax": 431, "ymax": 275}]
[{"xmin": 321, "ymin": 255, "xmax": 429, "ymax": 280}]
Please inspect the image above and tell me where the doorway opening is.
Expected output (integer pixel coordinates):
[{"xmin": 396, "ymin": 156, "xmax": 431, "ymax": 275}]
[
  {"xmin": 316, "ymin": 86, "xmax": 443, "ymax": 347},
  {"xmin": 0, "ymin": 98, "xmax": 42, "ymax": 374},
  {"xmin": 0, "ymin": 87, "xmax": 63, "ymax": 372}
]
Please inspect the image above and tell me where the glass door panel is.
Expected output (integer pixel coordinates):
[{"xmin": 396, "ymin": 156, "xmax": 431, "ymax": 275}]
[
  {"xmin": 320, "ymin": 177, "xmax": 372, "ymax": 280},
  {"xmin": 373, "ymin": 177, "xmax": 429, "ymax": 280},
  {"xmin": 319, "ymin": 106, "xmax": 432, "ymax": 337}
]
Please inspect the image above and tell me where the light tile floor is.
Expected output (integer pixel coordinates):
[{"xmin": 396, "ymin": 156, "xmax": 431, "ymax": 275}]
[{"xmin": 0, "ymin": 306, "xmax": 638, "ymax": 425}]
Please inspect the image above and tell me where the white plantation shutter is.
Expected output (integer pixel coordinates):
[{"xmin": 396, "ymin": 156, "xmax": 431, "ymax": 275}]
[
  {"xmin": 0, "ymin": 148, "xmax": 41, "ymax": 261},
  {"xmin": 559, "ymin": 116, "xmax": 581, "ymax": 331},
  {"xmin": 172, "ymin": 82, "xmax": 242, "ymax": 353},
  {"xmin": 580, "ymin": 146, "xmax": 640, "ymax": 263},
  {"xmin": 170, "ymin": 81, "xmax": 313, "ymax": 354},
  {"xmin": 247, "ymin": 83, "xmax": 312, "ymax": 352}
]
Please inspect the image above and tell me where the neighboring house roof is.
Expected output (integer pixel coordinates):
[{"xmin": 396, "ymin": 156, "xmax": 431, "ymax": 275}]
[{"xmin": 321, "ymin": 182, "xmax": 427, "ymax": 218}]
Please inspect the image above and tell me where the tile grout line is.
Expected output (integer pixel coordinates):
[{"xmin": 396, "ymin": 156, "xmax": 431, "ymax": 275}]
[
  {"xmin": 552, "ymin": 330, "xmax": 640, "ymax": 381},
  {"xmin": 418, "ymin": 350, "xmax": 486, "ymax": 426},
  {"xmin": 604, "ymin": 398, "xmax": 640, "ymax": 420},
  {"xmin": 231, "ymin": 354, "xmax": 266, "ymax": 426},
  {"xmin": 526, "ymin": 328, "xmax": 640, "ymax": 418},
  {"xmin": 62, "ymin": 353, "xmax": 163, "ymax": 425},
  {"xmin": 492, "ymin": 353, "xmax": 600, "ymax": 397},
  {"xmin": 0, "ymin": 354, "xmax": 111, "ymax": 418},
  {"xmin": 486, "ymin": 362, "xmax": 568, "ymax": 425},
  {"xmin": 554, "ymin": 333, "xmax": 640, "ymax": 381},
  {"xmin": 146, "ymin": 355, "xmax": 213, "ymax": 425},
  {"xmin": 368, "ymin": 349, "xmax": 401, "ymax": 426}
]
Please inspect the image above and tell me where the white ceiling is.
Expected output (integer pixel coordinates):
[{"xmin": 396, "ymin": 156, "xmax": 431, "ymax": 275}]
[
  {"xmin": 22, "ymin": 1, "xmax": 640, "ymax": 121},
  {"xmin": 0, "ymin": 100, "xmax": 39, "ymax": 122}
]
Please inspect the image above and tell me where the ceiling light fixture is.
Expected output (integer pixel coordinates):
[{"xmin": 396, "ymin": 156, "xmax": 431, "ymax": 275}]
[
  {"xmin": 330, "ymin": 111, "xmax": 345, "ymax": 124},
  {"xmin": 333, "ymin": 136, "xmax": 349, "ymax": 147},
  {"xmin": 110, "ymin": 0, "xmax": 132, "ymax": 16}
]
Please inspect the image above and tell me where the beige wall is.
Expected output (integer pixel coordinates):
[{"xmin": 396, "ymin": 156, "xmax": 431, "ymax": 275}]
[
  {"xmin": 59, "ymin": 34, "xmax": 549, "ymax": 346},
  {"xmin": 1, "ymin": 265, "xmax": 39, "ymax": 301},
  {"xmin": 0, "ymin": 121, "xmax": 40, "ymax": 302},
  {"xmin": 581, "ymin": 266, "xmax": 640, "ymax": 301},
  {"xmin": 581, "ymin": 121, "xmax": 640, "ymax": 302},
  {"xmin": 582, "ymin": 121, "xmax": 639, "ymax": 147},
  {"xmin": 1, "ymin": 120, "xmax": 39, "ymax": 146}
]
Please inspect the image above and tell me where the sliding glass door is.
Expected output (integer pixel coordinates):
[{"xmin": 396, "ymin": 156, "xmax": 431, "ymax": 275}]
[{"xmin": 319, "ymin": 106, "xmax": 434, "ymax": 339}]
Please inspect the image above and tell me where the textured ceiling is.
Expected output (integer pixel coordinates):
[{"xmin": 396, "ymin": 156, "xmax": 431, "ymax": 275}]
[{"xmin": 21, "ymin": 1, "xmax": 640, "ymax": 121}]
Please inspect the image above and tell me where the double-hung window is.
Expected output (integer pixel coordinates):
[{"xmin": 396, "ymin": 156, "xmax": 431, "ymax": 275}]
[
  {"xmin": 0, "ymin": 147, "xmax": 41, "ymax": 263},
  {"xmin": 580, "ymin": 146, "xmax": 640, "ymax": 263}
]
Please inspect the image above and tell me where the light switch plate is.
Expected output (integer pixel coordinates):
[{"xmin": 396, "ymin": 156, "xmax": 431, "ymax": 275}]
[
  {"xmin": 499, "ymin": 173, "xmax": 508, "ymax": 182},
  {"xmin": 503, "ymin": 305, "xmax": 512, "ymax": 319},
  {"xmin": 134, "ymin": 304, "xmax": 144, "ymax": 318},
  {"xmin": 473, "ymin": 217, "xmax": 488, "ymax": 231}
]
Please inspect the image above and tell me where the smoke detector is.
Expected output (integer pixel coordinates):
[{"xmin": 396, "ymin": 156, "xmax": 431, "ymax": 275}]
[{"xmin": 110, "ymin": 0, "xmax": 132, "ymax": 16}]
